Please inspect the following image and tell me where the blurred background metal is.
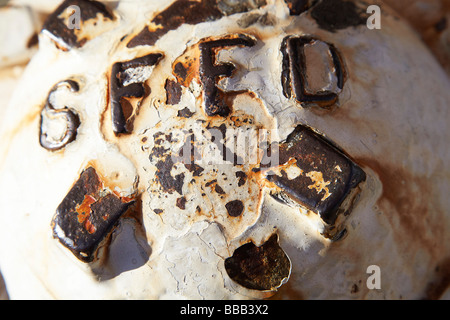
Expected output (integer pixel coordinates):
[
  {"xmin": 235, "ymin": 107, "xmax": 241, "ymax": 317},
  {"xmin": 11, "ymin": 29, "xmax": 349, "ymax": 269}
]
[{"xmin": 0, "ymin": 270, "xmax": 8, "ymax": 300}]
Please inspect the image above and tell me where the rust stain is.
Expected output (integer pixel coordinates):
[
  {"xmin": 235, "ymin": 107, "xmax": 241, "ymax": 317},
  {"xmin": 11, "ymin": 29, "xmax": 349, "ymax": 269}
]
[
  {"xmin": 86, "ymin": 159, "xmax": 137, "ymax": 201},
  {"xmin": 356, "ymin": 157, "xmax": 446, "ymax": 259},
  {"xmin": 171, "ymin": 34, "xmax": 256, "ymax": 118},
  {"xmin": 0, "ymin": 105, "xmax": 43, "ymax": 172},
  {"xmin": 74, "ymin": 186, "xmax": 98, "ymax": 235},
  {"xmin": 424, "ymin": 257, "xmax": 450, "ymax": 300},
  {"xmin": 52, "ymin": 165, "xmax": 137, "ymax": 262},
  {"xmin": 172, "ymin": 46, "xmax": 201, "ymax": 87},
  {"xmin": 76, "ymin": 195, "xmax": 96, "ymax": 221},
  {"xmin": 10, "ymin": 106, "xmax": 42, "ymax": 138}
]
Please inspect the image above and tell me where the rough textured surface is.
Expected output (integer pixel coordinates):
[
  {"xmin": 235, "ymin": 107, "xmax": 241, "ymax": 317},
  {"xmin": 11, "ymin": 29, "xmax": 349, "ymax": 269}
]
[
  {"xmin": 0, "ymin": 0, "xmax": 449, "ymax": 300},
  {"xmin": 52, "ymin": 166, "xmax": 136, "ymax": 262}
]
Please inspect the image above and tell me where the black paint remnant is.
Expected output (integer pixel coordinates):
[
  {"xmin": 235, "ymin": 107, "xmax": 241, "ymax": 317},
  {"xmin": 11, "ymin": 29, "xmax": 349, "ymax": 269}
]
[
  {"xmin": 310, "ymin": 0, "xmax": 368, "ymax": 32},
  {"xmin": 224, "ymin": 234, "xmax": 291, "ymax": 290}
]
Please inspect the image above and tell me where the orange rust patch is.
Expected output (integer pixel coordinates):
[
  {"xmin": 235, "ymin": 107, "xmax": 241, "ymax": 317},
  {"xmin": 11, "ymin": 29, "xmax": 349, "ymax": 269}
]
[
  {"xmin": 173, "ymin": 46, "xmax": 201, "ymax": 87},
  {"xmin": 76, "ymin": 194, "xmax": 97, "ymax": 234}
]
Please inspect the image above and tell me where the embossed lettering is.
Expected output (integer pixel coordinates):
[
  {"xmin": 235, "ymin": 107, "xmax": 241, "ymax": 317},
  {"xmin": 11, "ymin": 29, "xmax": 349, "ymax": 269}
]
[
  {"xmin": 281, "ymin": 36, "xmax": 345, "ymax": 109},
  {"xmin": 39, "ymin": 80, "xmax": 80, "ymax": 151},
  {"xmin": 52, "ymin": 167, "xmax": 136, "ymax": 262},
  {"xmin": 110, "ymin": 53, "xmax": 163, "ymax": 134},
  {"xmin": 199, "ymin": 35, "xmax": 255, "ymax": 116},
  {"xmin": 264, "ymin": 125, "xmax": 365, "ymax": 239}
]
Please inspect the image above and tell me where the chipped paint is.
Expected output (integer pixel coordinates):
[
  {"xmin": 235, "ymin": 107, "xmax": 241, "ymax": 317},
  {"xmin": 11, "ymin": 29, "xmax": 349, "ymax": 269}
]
[
  {"xmin": 41, "ymin": 0, "xmax": 116, "ymax": 51},
  {"xmin": 306, "ymin": 170, "xmax": 331, "ymax": 201},
  {"xmin": 0, "ymin": 0, "xmax": 449, "ymax": 301}
]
